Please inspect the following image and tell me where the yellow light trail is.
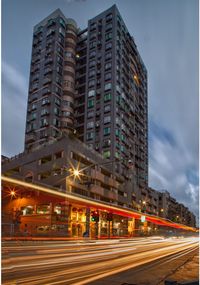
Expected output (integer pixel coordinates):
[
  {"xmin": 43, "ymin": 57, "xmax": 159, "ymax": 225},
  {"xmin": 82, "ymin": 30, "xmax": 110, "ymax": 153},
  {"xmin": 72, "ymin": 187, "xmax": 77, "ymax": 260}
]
[{"xmin": 1, "ymin": 176, "xmax": 196, "ymax": 232}]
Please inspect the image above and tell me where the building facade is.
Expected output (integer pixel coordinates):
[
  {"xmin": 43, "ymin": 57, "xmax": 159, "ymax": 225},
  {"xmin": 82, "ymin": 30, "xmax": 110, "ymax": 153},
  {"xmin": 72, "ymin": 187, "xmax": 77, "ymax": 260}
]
[{"xmin": 25, "ymin": 5, "xmax": 148, "ymax": 206}]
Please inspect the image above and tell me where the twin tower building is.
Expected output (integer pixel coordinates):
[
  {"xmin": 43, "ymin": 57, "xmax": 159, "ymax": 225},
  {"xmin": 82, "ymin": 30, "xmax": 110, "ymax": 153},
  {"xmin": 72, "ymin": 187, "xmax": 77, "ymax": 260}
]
[{"xmin": 17, "ymin": 5, "xmax": 148, "ymax": 210}]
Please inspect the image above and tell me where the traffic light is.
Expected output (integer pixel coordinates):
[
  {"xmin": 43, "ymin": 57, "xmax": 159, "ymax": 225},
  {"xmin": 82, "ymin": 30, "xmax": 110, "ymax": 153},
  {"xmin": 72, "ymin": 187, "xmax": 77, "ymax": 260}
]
[
  {"xmin": 91, "ymin": 210, "xmax": 99, "ymax": 222},
  {"xmin": 107, "ymin": 212, "xmax": 113, "ymax": 221}
]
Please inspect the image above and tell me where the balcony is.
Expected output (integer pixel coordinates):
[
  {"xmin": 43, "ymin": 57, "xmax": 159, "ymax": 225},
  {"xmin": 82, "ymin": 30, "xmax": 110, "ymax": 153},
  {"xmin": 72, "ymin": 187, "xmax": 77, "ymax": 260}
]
[{"xmin": 25, "ymin": 134, "xmax": 36, "ymax": 143}]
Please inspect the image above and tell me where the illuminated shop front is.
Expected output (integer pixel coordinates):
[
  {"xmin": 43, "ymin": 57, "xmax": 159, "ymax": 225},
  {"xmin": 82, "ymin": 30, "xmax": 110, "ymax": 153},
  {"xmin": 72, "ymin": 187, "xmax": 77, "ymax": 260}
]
[{"xmin": 2, "ymin": 176, "xmax": 196, "ymax": 238}]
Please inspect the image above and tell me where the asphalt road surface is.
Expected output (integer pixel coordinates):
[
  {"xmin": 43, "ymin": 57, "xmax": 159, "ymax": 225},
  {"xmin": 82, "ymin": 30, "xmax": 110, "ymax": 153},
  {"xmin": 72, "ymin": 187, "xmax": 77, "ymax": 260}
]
[{"xmin": 2, "ymin": 236, "xmax": 199, "ymax": 285}]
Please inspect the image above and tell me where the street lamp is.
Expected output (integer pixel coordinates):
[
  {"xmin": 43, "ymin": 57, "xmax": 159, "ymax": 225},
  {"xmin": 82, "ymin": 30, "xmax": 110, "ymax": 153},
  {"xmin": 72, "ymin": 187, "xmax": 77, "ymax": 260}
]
[{"xmin": 73, "ymin": 169, "xmax": 81, "ymax": 178}]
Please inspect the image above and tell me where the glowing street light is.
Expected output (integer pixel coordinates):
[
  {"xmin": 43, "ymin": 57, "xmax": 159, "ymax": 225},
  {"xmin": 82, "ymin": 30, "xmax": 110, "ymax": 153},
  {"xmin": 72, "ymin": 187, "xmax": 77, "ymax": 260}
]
[
  {"xmin": 10, "ymin": 190, "xmax": 16, "ymax": 198},
  {"xmin": 142, "ymin": 201, "xmax": 146, "ymax": 205},
  {"xmin": 73, "ymin": 169, "xmax": 81, "ymax": 178}
]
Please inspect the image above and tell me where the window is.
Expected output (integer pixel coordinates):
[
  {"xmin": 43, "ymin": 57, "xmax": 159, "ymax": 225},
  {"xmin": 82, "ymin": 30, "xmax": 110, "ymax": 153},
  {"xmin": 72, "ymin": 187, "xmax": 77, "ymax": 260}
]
[
  {"xmin": 59, "ymin": 27, "xmax": 65, "ymax": 37},
  {"xmin": 88, "ymin": 99, "xmax": 94, "ymax": 108},
  {"xmin": 89, "ymin": 60, "xmax": 95, "ymax": 68},
  {"xmin": 88, "ymin": 90, "xmax": 95, "ymax": 97},
  {"xmin": 89, "ymin": 51, "xmax": 96, "ymax": 58},
  {"xmin": 53, "ymin": 118, "xmax": 60, "ymax": 127},
  {"xmin": 56, "ymin": 65, "xmax": 62, "ymax": 75},
  {"xmin": 106, "ymin": 23, "xmax": 112, "ymax": 31},
  {"xmin": 87, "ymin": 121, "xmax": 94, "ymax": 129},
  {"xmin": 104, "ymin": 93, "xmax": 111, "ymax": 102},
  {"xmin": 104, "ymin": 116, "xmax": 111, "ymax": 124},
  {"xmin": 31, "ymin": 103, "xmax": 37, "ymax": 110},
  {"xmin": 88, "ymin": 80, "xmax": 95, "ymax": 88},
  {"xmin": 104, "ymin": 127, "xmax": 111, "ymax": 135},
  {"xmin": 86, "ymin": 132, "xmax": 94, "ymax": 140},
  {"xmin": 40, "ymin": 118, "xmax": 48, "ymax": 127},
  {"xmin": 56, "ymin": 75, "xmax": 62, "ymax": 86},
  {"xmin": 116, "ymin": 85, "xmax": 121, "ymax": 93},
  {"xmin": 121, "ymin": 145, "xmax": 125, "ymax": 153},
  {"xmin": 103, "ymin": 150, "xmax": 111, "ymax": 159},
  {"xmin": 90, "ymin": 22, "xmax": 96, "ymax": 30},
  {"xmin": 105, "ymin": 32, "xmax": 112, "ymax": 41},
  {"xmin": 105, "ymin": 62, "xmax": 112, "ymax": 70},
  {"xmin": 57, "ymin": 55, "xmax": 63, "ymax": 65},
  {"xmin": 59, "ymin": 17, "xmax": 66, "ymax": 29},
  {"xmin": 87, "ymin": 111, "xmax": 94, "ymax": 118},
  {"xmin": 104, "ymin": 83, "xmax": 112, "ymax": 91},
  {"xmin": 106, "ymin": 13, "xmax": 113, "ymax": 22},
  {"xmin": 31, "ymin": 113, "xmax": 37, "ymax": 120},
  {"xmin": 105, "ymin": 42, "xmax": 112, "ymax": 50},
  {"xmin": 90, "ymin": 32, "xmax": 96, "ymax": 40},
  {"xmin": 105, "ymin": 52, "xmax": 112, "ymax": 60},
  {"xmin": 115, "ymin": 152, "xmax": 120, "ymax": 159},
  {"xmin": 103, "ymin": 139, "xmax": 111, "ymax": 147},
  {"xmin": 104, "ymin": 104, "xmax": 111, "ymax": 113},
  {"xmin": 37, "ymin": 204, "xmax": 50, "ymax": 214},
  {"xmin": 115, "ymin": 129, "xmax": 120, "ymax": 137},
  {"xmin": 90, "ymin": 41, "xmax": 96, "ymax": 49},
  {"xmin": 42, "ymin": 98, "xmax": 50, "ymax": 105},
  {"xmin": 62, "ymin": 100, "xmax": 73, "ymax": 108},
  {"xmin": 54, "ymin": 86, "xmax": 62, "ymax": 96},
  {"xmin": 41, "ymin": 109, "xmax": 49, "ymax": 116},
  {"xmin": 65, "ymin": 51, "xmax": 73, "ymax": 58},
  {"xmin": 55, "ymin": 97, "xmax": 61, "ymax": 106},
  {"xmin": 116, "ymin": 117, "xmax": 120, "ymax": 125},
  {"xmin": 105, "ymin": 73, "xmax": 111, "ymax": 81},
  {"xmin": 54, "ymin": 107, "xmax": 60, "ymax": 116},
  {"xmin": 62, "ymin": 111, "xmax": 72, "ymax": 117},
  {"xmin": 89, "ymin": 69, "xmax": 95, "ymax": 78}
]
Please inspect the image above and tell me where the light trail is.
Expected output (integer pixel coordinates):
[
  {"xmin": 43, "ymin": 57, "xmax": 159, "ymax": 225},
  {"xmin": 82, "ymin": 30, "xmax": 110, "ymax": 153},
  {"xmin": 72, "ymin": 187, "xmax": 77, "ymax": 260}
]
[
  {"xmin": 2, "ymin": 176, "xmax": 197, "ymax": 231},
  {"xmin": 2, "ymin": 237, "xmax": 198, "ymax": 285}
]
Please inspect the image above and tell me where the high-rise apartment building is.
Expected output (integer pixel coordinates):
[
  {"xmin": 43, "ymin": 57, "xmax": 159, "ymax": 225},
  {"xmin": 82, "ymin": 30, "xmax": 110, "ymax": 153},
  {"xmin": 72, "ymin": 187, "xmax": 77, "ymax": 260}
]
[
  {"xmin": 25, "ymin": 9, "xmax": 78, "ymax": 149},
  {"xmin": 25, "ymin": 5, "xmax": 148, "ymax": 205}
]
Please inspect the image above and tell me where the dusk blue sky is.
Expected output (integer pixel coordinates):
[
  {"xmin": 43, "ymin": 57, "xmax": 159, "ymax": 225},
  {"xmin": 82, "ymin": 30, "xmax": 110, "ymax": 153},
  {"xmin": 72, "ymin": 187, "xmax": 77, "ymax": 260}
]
[{"xmin": 2, "ymin": 0, "xmax": 199, "ymax": 221}]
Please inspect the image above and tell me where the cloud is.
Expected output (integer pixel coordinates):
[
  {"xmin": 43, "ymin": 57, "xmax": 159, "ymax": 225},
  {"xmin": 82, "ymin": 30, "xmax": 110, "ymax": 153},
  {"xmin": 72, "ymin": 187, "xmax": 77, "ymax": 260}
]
[
  {"xmin": 149, "ymin": 126, "xmax": 199, "ymax": 220},
  {"xmin": 2, "ymin": 61, "xmax": 28, "ymax": 157}
]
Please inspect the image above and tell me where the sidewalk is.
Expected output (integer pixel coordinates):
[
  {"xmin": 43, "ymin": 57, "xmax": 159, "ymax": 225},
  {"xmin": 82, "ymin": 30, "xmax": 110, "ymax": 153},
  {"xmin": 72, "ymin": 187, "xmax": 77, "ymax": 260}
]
[{"xmin": 164, "ymin": 252, "xmax": 199, "ymax": 284}]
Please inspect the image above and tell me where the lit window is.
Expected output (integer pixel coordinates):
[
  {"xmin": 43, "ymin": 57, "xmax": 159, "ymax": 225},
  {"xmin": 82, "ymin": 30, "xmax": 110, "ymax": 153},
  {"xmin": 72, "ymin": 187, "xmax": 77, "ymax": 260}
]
[
  {"xmin": 59, "ymin": 27, "xmax": 65, "ymax": 37},
  {"xmin": 115, "ymin": 129, "xmax": 120, "ymax": 137},
  {"xmin": 104, "ymin": 93, "xmax": 111, "ymax": 102},
  {"xmin": 104, "ymin": 127, "xmax": 111, "ymax": 135},
  {"xmin": 87, "ymin": 111, "xmax": 94, "ymax": 118},
  {"xmin": 104, "ymin": 116, "xmax": 111, "ymax": 124},
  {"xmin": 88, "ymin": 99, "xmax": 94, "ymax": 108},
  {"xmin": 87, "ymin": 121, "xmax": 94, "ymax": 129},
  {"xmin": 103, "ymin": 150, "xmax": 111, "ymax": 159},
  {"xmin": 86, "ymin": 132, "xmax": 94, "ymax": 140},
  {"xmin": 104, "ymin": 104, "xmax": 111, "ymax": 113},
  {"xmin": 105, "ymin": 83, "xmax": 112, "ymax": 91},
  {"xmin": 105, "ymin": 62, "xmax": 112, "ymax": 70},
  {"xmin": 40, "ymin": 118, "xmax": 48, "ymax": 127},
  {"xmin": 88, "ymin": 90, "xmax": 95, "ymax": 97},
  {"xmin": 105, "ymin": 32, "xmax": 112, "ymax": 41}
]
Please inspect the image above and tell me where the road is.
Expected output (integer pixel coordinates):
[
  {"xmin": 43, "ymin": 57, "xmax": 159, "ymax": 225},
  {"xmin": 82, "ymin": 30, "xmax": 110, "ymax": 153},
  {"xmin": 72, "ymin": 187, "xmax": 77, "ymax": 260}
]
[{"xmin": 2, "ymin": 237, "xmax": 199, "ymax": 285}]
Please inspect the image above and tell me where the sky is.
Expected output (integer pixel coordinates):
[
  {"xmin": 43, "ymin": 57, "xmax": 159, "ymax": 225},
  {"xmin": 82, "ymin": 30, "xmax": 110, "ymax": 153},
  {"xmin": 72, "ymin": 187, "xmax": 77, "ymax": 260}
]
[{"xmin": 2, "ymin": 0, "xmax": 199, "ymax": 221}]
